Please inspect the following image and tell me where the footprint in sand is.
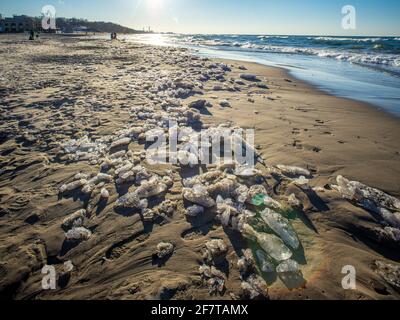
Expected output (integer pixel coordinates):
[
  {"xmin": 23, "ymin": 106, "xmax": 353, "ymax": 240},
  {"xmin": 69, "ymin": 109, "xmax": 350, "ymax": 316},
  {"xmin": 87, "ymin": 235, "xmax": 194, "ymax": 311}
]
[
  {"xmin": 105, "ymin": 232, "xmax": 150, "ymax": 260},
  {"xmin": 292, "ymin": 128, "xmax": 301, "ymax": 135},
  {"xmin": 181, "ymin": 227, "xmax": 210, "ymax": 241}
]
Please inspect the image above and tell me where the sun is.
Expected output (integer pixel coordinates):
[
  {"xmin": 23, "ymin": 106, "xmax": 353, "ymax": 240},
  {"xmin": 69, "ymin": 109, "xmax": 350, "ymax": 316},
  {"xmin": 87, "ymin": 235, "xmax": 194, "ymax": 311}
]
[{"xmin": 146, "ymin": 0, "xmax": 164, "ymax": 10}]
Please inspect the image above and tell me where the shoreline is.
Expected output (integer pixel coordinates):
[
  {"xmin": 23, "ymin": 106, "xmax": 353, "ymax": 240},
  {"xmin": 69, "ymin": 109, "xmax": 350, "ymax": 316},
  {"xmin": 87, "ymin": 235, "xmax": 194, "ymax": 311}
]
[
  {"xmin": 159, "ymin": 36, "xmax": 400, "ymax": 117},
  {"xmin": 217, "ymin": 56, "xmax": 399, "ymax": 120},
  {"xmin": 207, "ymin": 57, "xmax": 400, "ymax": 194},
  {"xmin": 0, "ymin": 35, "xmax": 399, "ymax": 300}
]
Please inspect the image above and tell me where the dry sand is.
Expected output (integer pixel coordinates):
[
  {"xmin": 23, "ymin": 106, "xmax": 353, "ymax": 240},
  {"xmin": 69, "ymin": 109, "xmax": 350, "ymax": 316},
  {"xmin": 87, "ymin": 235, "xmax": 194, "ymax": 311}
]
[{"xmin": 0, "ymin": 34, "xmax": 399, "ymax": 300}]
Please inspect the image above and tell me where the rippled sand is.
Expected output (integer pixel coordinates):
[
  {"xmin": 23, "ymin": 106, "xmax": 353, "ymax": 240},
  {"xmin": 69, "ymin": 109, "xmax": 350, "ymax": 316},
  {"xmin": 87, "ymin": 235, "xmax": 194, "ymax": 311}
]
[{"xmin": 0, "ymin": 34, "xmax": 399, "ymax": 300}]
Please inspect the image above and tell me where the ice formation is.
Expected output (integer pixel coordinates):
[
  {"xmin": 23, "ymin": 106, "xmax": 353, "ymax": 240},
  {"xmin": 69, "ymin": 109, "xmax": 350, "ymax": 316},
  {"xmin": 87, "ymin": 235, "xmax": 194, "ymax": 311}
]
[
  {"xmin": 276, "ymin": 259, "xmax": 300, "ymax": 274},
  {"xmin": 255, "ymin": 250, "xmax": 275, "ymax": 273},
  {"xmin": 240, "ymin": 274, "xmax": 269, "ymax": 299},
  {"xmin": 202, "ymin": 239, "xmax": 228, "ymax": 264},
  {"xmin": 114, "ymin": 192, "xmax": 147, "ymax": 210},
  {"xmin": 59, "ymin": 179, "xmax": 88, "ymax": 193},
  {"xmin": 62, "ymin": 209, "xmax": 86, "ymax": 229},
  {"xmin": 156, "ymin": 242, "xmax": 174, "ymax": 259},
  {"xmin": 237, "ymin": 249, "xmax": 256, "ymax": 275},
  {"xmin": 182, "ymin": 185, "xmax": 216, "ymax": 208},
  {"xmin": 260, "ymin": 208, "xmax": 300, "ymax": 249},
  {"xmin": 65, "ymin": 227, "xmax": 92, "ymax": 241},
  {"xmin": 185, "ymin": 205, "xmax": 204, "ymax": 217},
  {"xmin": 44, "ymin": 44, "xmax": 319, "ymax": 297},
  {"xmin": 135, "ymin": 177, "xmax": 168, "ymax": 198},
  {"xmin": 276, "ymin": 165, "xmax": 311, "ymax": 177},
  {"xmin": 199, "ymin": 264, "xmax": 226, "ymax": 295},
  {"xmin": 100, "ymin": 188, "xmax": 110, "ymax": 199},
  {"xmin": 336, "ymin": 175, "xmax": 400, "ymax": 228},
  {"xmin": 243, "ymin": 224, "xmax": 293, "ymax": 261}
]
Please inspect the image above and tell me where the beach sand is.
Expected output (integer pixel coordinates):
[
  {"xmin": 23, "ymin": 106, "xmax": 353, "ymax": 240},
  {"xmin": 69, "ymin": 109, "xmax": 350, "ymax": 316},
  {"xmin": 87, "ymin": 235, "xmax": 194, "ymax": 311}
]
[{"xmin": 0, "ymin": 34, "xmax": 399, "ymax": 300}]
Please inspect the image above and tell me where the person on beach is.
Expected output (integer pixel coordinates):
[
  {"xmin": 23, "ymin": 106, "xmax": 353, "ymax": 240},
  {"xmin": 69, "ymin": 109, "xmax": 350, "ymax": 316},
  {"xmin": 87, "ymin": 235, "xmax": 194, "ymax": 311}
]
[
  {"xmin": 29, "ymin": 30, "xmax": 35, "ymax": 41},
  {"xmin": 110, "ymin": 32, "xmax": 118, "ymax": 40}
]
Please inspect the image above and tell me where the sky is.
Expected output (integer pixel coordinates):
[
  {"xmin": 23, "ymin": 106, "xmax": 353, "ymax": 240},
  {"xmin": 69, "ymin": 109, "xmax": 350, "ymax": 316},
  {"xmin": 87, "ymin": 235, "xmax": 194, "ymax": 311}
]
[{"xmin": 0, "ymin": 0, "xmax": 399, "ymax": 36}]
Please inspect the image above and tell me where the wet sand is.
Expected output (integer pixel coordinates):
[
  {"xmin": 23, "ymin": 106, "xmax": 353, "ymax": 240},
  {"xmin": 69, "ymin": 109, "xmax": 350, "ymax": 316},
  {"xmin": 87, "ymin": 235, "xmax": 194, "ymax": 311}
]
[{"xmin": 0, "ymin": 34, "xmax": 399, "ymax": 300}]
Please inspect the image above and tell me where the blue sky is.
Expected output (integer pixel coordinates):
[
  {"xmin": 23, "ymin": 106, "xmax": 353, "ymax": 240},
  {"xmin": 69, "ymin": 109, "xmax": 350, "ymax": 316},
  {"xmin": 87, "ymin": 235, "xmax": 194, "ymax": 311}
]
[{"xmin": 0, "ymin": 0, "xmax": 399, "ymax": 35}]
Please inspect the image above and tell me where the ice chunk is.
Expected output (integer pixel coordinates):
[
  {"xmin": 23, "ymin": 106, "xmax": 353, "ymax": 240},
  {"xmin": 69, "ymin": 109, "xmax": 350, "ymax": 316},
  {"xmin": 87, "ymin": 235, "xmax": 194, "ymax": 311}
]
[
  {"xmin": 182, "ymin": 185, "xmax": 216, "ymax": 208},
  {"xmin": 260, "ymin": 208, "xmax": 300, "ymax": 249},
  {"xmin": 217, "ymin": 160, "xmax": 238, "ymax": 172},
  {"xmin": 336, "ymin": 175, "xmax": 400, "ymax": 227},
  {"xmin": 380, "ymin": 208, "xmax": 400, "ymax": 229},
  {"xmin": 199, "ymin": 265, "xmax": 226, "ymax": 295},
  {"xmin": 263, "ymin": 196, "xmax": 283, "ymax": 210},
  {"xmin": 255, "ymin": 250, "xmax": 275, "ymax": 273},
  {"xmin": 233, "ymin": 184, "xmax": 249, "ymax": 204},
  {"xmin": 240, "ymin": 275, "xmax": 269, "ymax": 300},
  {"xmin": 207, "ymin": 178, "xmax": 237, "ymax": 199},
  {"xmin": 88, "ymin": 173, "xmax": 113, "ymax": 185},
  {"xmin": 276, "ymin": 259, "xmax": 300, "ymax": 274},
  {"xmin": 74, "ymin": 173, "xmax": 89, "ymax": 180},
  {"xmin": 59, "ymin": 179, "xmax": 88, "ymax": 193},
  {"xmin": 203, "ymin": 239, "xmax": 228, "ymax": 264},
  {"xmin": 243, "ymin": 224, "xmax": 292, "ymax": 261},
  {"xmin": 142, "ymin": 208, "xmax": 155, "ymax": 222},
  {"xmin": 100, "ymin": 188, "xmax": 110, "ymax": 199},
  {"xmin": 62, "ymin": 209, "xmax": 86, "ymax": 229},
  {"xmin": 186, "ymin": 205, "xmax": 204, "ymax": 217},
  {"xmin": 115, "ymin": 163, "xmax": 134, "ymax": 177},
  {"xmin": 156, "ymin": 242, "xmax": 174, "ymax": 259},
  {"xmin": 156, "ymin": 199, "xmax": 177, "ymax": 217},
  {"xmin": 293, "ymin": 176, "xmax": 309, "ymax": 186},
  {"xmin": 235, "ymin": 166, "xmax": 261, "ymax": 178},
  {"xmin": 65, "ymin": 227, "xmax": 92, "ymax": 241},
  {"xmin": 277, "ymin": 165, "xmax": 311, "ymax": 177},
  {"xmin": 383, "ymin": 227, "xmax": 400, "ymax": 242},
  {"xmin": 374, "ymin": 260, "xmax": 400, "ymax": 292},
  {"xmin": 81, "ymin": 183, "xmax": 94, "ymax": 195},
  {"xmin": 237, "ymin": 249, "xmax": 256, "ymax": 275},
  {"xmin": 215, "ymin": 196, "xmax": 244, "ymax": 229},
  {"xmin": 114, "ymin": 192, "xmax": 146, "ymax": 210},
  {"xmin": 249, "ymin": 184, "xmax": 267, "ymax": 196},
  {"xmin": 110, "ymin": 137, "xmax": 131, "ymax": 149},
  {"xmin": 250, "ymin": 193, "xmax": 282, "ymax": 210},
  {"xmin": 135, "ymin": 177, "xmax": 167, "ymax": 198}
]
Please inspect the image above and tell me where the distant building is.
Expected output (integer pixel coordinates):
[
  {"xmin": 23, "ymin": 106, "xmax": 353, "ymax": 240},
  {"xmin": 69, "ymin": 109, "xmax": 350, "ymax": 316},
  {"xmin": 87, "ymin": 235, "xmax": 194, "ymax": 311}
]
[{"xmin": 0, "ymin": 15, "xmax": 37, "ymax": 33}]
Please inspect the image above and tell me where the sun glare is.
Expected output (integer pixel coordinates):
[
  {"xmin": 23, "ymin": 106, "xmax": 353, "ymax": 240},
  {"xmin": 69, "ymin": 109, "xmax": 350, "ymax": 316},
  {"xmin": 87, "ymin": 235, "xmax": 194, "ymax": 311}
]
[{"xmin": 146, "ymin": 0, "xmax": 164, "ymax": 11}]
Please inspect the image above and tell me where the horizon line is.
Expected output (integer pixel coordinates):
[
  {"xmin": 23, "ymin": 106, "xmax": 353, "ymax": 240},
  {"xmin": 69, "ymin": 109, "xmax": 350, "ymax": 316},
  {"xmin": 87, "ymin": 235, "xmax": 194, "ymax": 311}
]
[{"xmin": 1, "ymin": 13, "xmax": 399, "ymax": 37}]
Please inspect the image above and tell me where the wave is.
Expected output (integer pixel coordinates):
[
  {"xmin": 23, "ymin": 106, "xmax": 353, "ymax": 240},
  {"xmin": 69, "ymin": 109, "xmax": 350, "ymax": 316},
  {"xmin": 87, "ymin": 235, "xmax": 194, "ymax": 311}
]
[
  {"xmin": 310, "ymin": 36, "xmax": 386, "ymax": 43},
  {"xmin": 168, "ymin": 34, "xmax": 400, "ymax": 71},
  {"xmin": 196, "ymin": 42, "xmax": 399, "ymax": 68}
]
